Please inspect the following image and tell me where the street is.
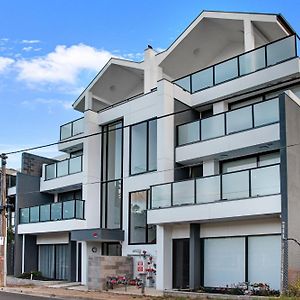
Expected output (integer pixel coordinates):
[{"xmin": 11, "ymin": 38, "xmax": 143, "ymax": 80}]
[{"xmin": 0, "ymin": 291, "xmax": 64, "ymax": 300}]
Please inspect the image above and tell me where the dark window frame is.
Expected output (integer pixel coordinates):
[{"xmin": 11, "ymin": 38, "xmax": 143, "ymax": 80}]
[
  {"xmin": 101, "ymin": 119, "xmax": 124, "ymax": 230},
  {"xmin": 128, "ymin": 189, "xmax": 156, "ymax": 245},
  {"xmin": 129, "ymin": 118, "xmax": 157, "ymax": 176}
]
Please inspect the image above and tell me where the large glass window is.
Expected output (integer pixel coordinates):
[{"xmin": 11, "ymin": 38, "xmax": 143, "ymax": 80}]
[
  {"xmin": 204, "ymin": 237, "xmax": 245, "ymax": 287},
  {"xmin": 130, "ymin": 119, "xmax": 157, "ymax": 175},
  {"xmin": 101, "ymin": 120, "xmax": 123, "ymax": 229},
  {"xmin": 203, "ymin": 235, "xmax": 281, "ymax": 290},
  {"xmin": 248, "ymin": 235, "xmax": 281, "ymax": 290},
  {"xmin": 39, "ymin": 244, "xmax": 69, "ymax": 280},
  {"xmin": 129, "ymin": 190, "xmax": 156, "ymax": 244}
]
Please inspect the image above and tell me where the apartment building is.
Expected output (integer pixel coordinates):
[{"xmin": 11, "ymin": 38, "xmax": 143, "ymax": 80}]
[{"xmin": 14, "ymin": 10, "xmax": 300, "ymax": 292}]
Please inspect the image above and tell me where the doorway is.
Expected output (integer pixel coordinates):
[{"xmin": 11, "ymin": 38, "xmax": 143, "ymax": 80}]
[{"xmin": 173, "ymin": 239, "xmax": 189, "ymax": 289}]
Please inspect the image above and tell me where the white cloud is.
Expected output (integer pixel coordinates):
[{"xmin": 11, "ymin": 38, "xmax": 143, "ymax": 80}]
[
  {"xmin": 15, "ymin": 43, "xmax": 114, "ymax": 84},
  {"xmin": 0, "ymin": 57, "xmax": 14, "ymax": 73},
  {"xmin": 21, "ymin": 98, "xmax": 73, "ymax": 111},
  {"xmin": 22, "ymin": 46, "xmax": 33, "ymax": 52},
  {"xmin": 21, "ymin": 39, "xmax": 40, "ymax": 44}
]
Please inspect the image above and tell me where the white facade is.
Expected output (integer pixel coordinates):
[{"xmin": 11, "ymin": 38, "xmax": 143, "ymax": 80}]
[{"xmin": 16, "ymin": 10, "xmax": 300, "ymax": 293}]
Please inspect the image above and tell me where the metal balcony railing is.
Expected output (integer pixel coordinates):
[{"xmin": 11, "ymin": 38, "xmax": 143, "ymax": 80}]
[
  {"xmin": 151, "ymin": 164, "xmax": 280, "ymax": 209},
  {"xmin": 19, "ymin": 199, "xmax": 85, "ymax": 224},
  {"xmin": 174, "ymin": 35, "xmax": 298, "ymax": 94}
]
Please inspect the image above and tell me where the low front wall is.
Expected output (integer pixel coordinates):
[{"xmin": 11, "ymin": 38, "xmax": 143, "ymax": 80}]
[{"xmin": 88, "ymin": 256, "xmax": 133, "ymax": 290}]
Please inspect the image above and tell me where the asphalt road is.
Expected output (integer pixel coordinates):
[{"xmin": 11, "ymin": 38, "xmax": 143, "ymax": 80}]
[{"xmin": 0, "ymin": 291, "xmax": 64, "ymax": 299}]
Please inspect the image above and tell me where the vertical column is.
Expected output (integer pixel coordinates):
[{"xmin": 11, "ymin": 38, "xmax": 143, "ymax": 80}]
[
  {"xmin": 81, "ymin": 241, "xmax": 88, "ymax": 285},
  {"xmin": 144, "ymin": 46, "xmax": 162, "ymax": 93},
  {"xmin": 156, "ymin": 225, "xmax": 172, "ymax": 290},
  {"xmin": 21, "ymin": 234, "xmax": 25, "ymax": 274},
  {"xmin": 244, "ymin": 19, "xmax": 255, "ymax": 52},
  {"xmin": 189, "ymin": 223, "xmax": 200, "ymax": 291}
]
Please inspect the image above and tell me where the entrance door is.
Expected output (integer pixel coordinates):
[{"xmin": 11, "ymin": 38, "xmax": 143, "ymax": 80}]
[{"xmin": 173, "ymin": 239, "xmax": 189, "ymax": 289}]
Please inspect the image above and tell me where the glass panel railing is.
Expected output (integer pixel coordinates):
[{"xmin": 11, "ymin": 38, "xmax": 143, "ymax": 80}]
[
  {"xmin": 63, "ymin": 200, "xmax": 75, "ymax": 219},
  {"xmin": 196, "ymin": 176, "xmax": 220, "ymax": 203},
  {"xmin": 176, "ymin": 98, "xmax": 278, "ymax": 146},
  {"xmin": 226, "ymin": 106, "xmax": 253, "ymax": 134},
  {"xmin": 251, "ymin": 165, "xmax": 280, "ymax": 197},
  {"xmin": 56, "ymin": 160, "xmax": 68, "ymax": 177},
  {"xmin": 222, "ymin": 170, "xmax": 250, "ymax": 200},
  {"xmin": 29, "ymin": 206, "xmax": 39, "ymax": 223},
  {"xmin": 215, "ymin": 57, "xmax": 238, "ymax": 85},
  {"xmin": 51, "ymin": 202, "xmax": 62, "ymax": 221},
  {"xmin": 69, "ymin": 156, "xmax": 82, "ymax": 174},
  {"xmin": 178, "ymin": 121, "xmax": 200, "ymax": 146},
  {"xmin": 191, "ymin": 67, "xmax": 213, "ymax": 92},
  {"xmin": 60, "ymin": 118, "xmax": 84, "ymax": 140},
  {"xmin": 254, "ymin": 98, "xmax": 279, "ymax": 127},
  {"xmin": 266, "ymin": 35, "xmax": 296, "ymax": 66},
  {"xmin": 45, "ymin": 155, "xmax": 83, "ymax": 180},
  {"xmin": 174, "ymin": 76, "xmax": 191, "ymax": 92},
  {"xmin": 20, "ymin": 208, "xmax": 29, "ymax": 224},
  {"xmin": 76, "ymin": 200, "xmax": 84, "ymax": 219},
  {"xmin": 239, "ymin": 47, "xmax": 266, "ymax": 76},
  {"xmin": 45, "ymin": 164, "xmax": 56, "ymax": 180},
  {"xmin": 150, "ymin": 164, "xmax": 280, "ymax": 209},
  {"xmin": 40, "ymin": 204, "xmax": 50, "ymax": 222},
  {"xmin": 19, "ymin": 200, "xmax": 85, "ymax": 224},
  {"xmin": 72, "ymin": 118, "xmax": 84, "ymax": 136},
  {"xmin": 201, "ymin": 114, "xmax": 225, "ymax": 140},
  {"xmin": 60, "ymin": 123, "xmax": 72, "ymax": 140},
  {"xmin": 173, "ymin": 180, "xmax": 194, "ymax": 206},
  {"xmin": 151, "ymin": 184, "xmax": 172, "ymax": 208},
  {"xmin": 174, "ymin": 35, "xmax": 297, "ymax": 94}
]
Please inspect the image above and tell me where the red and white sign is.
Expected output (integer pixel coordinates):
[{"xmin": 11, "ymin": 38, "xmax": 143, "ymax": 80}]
[{"xmin": 137, "ymin": 260, "xmax": 144, "ymax": 273}]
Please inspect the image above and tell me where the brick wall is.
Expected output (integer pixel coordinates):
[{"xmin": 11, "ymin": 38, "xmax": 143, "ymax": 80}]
[
  {"xmin": 21, "ymin": 152, "xmax": 57, "ymax": 177},
  {"xmin": 88, "ymin": 256, "xmax": 133, "ymax": 290}
]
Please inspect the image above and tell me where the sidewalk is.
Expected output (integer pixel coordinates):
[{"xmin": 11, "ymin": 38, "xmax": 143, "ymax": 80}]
[{"xmin": 3, "ymin": 277, "xmax": 163, "ymax": 300}]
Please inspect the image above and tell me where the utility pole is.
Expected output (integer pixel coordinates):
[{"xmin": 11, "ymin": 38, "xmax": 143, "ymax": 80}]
[{"xmin": 0, "ymin": 153, "xmax": 7, "ymax": 287}]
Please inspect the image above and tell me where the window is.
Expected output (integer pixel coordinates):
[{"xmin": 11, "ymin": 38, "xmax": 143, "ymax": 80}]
[
  {"xmin": 102, "ymin": 243, "xmax": 122, "ymax": 256},
  {"xmin": 203, "ymin": 235, "xmax": 281, "ymax": 290},
  {"xmin": 221, "ymin": 152, "xmax": 280, "ymax": 174},
  {"xmin": 130, "ymin": 119, "xmax": 157, "ymax": 175},
  {"xmin": 101, "ymin": 120, "xmax": 123, "ymax": 229},
  {"xmin": 58, "ymin": 190, "xmax": 82, "ymax": 202},
  {"xmin": 129, "ymin": 190, "xmax": 156, "ymax": 244},
  {"xmin": 39, "ymin": 244, "xmax": 69, "ymax": 280}
]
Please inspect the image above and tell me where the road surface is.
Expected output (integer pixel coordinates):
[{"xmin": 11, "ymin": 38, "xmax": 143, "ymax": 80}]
[{"xmin": 0, "ymin": 291, "xmax": 64, "ymax": 299}]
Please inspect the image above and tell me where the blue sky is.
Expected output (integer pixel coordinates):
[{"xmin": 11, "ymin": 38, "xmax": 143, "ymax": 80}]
[{"xmin": 0, "ymin": 0, "xmax": 299, "ymax": 168}]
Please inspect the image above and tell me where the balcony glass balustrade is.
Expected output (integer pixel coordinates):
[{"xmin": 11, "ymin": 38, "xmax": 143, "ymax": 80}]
[
  {"xmin": 60, "ymin": 118, "xmax": 84, "ymax": 140},
  {"xmin": 151, "ymin": 164, "xmax": 280, "ymax": 209},
  {"xmin": 174, "ymin": 35, "xmax": 297, "ymax": 93},
  {"xmin": 177, "ymin": 98, "xmax": 279, "ymax": 146},
  {"xmin": 19, "ymin": 200, "xmax": 85, "ymax": 224},
  {"xmin": 45, "ymin": 155, "xmax": 83, "ymax": 180}
]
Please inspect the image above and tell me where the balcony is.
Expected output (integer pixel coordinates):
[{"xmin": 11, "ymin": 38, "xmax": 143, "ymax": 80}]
[
  {"xmin": 177, "ymin": 98, "xmax": 279, "ymax": 146},
  {"xmin": 148, "ymin": 164, "xmax": 281, "ymax": 224},
  {"xmin": 173, "ymin": 35, "xmax": 297, "ymax": 94},
  {"xmin": 40, "ymin": 156, "xmax": 83, "ymax": 192},
  {"xmin": 60, "ymin": 118, "xmax": 84, "ymax": 140},
  {"xmin": 58, "ymin": 118, "xmax": 84, "ymax": 152},
  {"xmin": 176, "ymin": 98, "xmax": 280, "ymax": 162},
  {"xmin": 45, "ymin": 155, "xmax": 83, "ymax": 180},
  {"xmin": 18, "ymin": 200, "xmax": 85, "ymax": 234},
  {"xmin": 19, "ymin": 199, "xmax": 84, "ymax": 224}
]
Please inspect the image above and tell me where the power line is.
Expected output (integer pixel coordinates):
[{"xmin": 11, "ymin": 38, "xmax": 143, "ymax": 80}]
[{"xmin": 4, "ymin": 76, "xmax": 300, "ymax": 156}]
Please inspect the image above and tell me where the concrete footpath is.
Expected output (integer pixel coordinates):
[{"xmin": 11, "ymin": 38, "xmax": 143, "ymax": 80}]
[{"xmin": 2, "ymin": 277, "xmax": 163, "ymax": 300}]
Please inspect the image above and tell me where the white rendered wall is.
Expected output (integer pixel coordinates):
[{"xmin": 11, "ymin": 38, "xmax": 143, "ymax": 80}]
[{"xmin": 148, "ymin": 194, "xmax": 281, "ymax": 225}]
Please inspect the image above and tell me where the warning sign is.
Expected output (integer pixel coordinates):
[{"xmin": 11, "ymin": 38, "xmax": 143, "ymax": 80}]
[{"xmin": 137, "ymin": 260, "xmax": 144, "ymax": 273}]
